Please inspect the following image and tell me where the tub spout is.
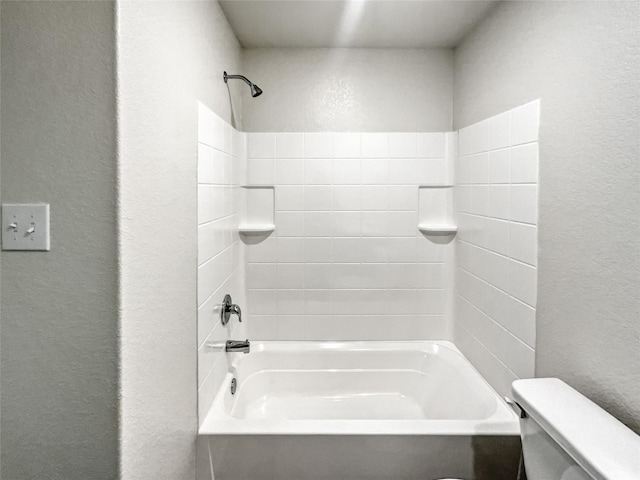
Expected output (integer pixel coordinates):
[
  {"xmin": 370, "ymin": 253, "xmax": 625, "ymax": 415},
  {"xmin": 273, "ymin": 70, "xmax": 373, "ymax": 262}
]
[{"xmin": 226, "ymin": 339, "xmax": 250, "ymax": 354}]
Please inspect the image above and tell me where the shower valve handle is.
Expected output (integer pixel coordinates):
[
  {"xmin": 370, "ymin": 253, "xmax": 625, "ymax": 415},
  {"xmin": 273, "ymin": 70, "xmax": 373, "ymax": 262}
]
[{"xmin": 221, "ymin": 294, "xmax": 242, "ymax": 326}]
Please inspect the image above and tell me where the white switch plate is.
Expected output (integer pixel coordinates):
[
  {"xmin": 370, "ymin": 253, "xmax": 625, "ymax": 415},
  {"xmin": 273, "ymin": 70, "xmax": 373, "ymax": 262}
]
[{"xmin": 2, "ymin": 204, "xmax": 50, "ymax": 251}]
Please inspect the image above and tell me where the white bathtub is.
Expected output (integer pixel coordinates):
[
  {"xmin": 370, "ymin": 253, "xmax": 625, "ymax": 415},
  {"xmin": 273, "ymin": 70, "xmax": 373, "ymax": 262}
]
[{"xmin": 199, "ymin": 341, "xmax": 521, "ymax": 480}]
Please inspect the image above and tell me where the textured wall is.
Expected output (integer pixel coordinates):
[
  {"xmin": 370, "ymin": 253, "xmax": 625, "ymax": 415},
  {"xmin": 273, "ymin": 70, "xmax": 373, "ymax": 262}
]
[
  {"xmin": 454, "ymin": 1, "xmax": 640, "ymax": 432},
  {"xmin": 1, "ymin": 2, "xmax": 119, "ymax": 477},
  {"xmin": 242, "ymin": 48, "xmax": 453, "ymax": 132},
  {"xmin": 116, "ymin": 1, "xmax": 243, "ymax": 478}
]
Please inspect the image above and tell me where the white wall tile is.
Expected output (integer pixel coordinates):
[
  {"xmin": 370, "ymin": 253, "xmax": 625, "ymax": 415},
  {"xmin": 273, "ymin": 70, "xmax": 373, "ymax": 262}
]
[
  {"xmin": 277, "ymin": 289, "xmax": 305, "ymax": 314},
  {"xmin": 305, "ymin": 159, "xmax": 332, "ymax": 184},
  {"xmin": 389, "ymin": 133, "xmax": 416, "ymax": 158},
  {"xmin": 417, "ymin": 133, "xmax": 446, "ymax": 158},
  {"xmin": 362, "ymin": 211, "xmax": 389, "ymax": 237},
  {"xmin": 488, "ymin": 185, "xmax": 510, "ymax": 220},
  {"xmin": 453, "ymin": 101, "xmax": 539, "ymax": 398},
  {"xmin": 275, "ymin": 211, "xmax": 304, "ymax": 237},
  {"xmin": 509, "ymin": 222, "xmax": 537, "ymax": 266},
  {"xmin": 332, "ymin": 263, "xmax": 361, "ymax": 289},
  {"xmin": 486, "ymin": 218, "xmax": 510, "ymax": 256},
  {"xmin": 305, "ymin": 290, "xmax": 333, "ymax": 314},
  {"xmin": 511, "ymin": 143, "xmax": 539, "ymax": 184},
  {"xmin": 275, "ymin": 186, "xmax": 304, "ymax": 211},
  {"xmin": 248, "ymin": 133, "xmax": 276, "ymax": 158},
  {"xmin": 331, "ymin": 211, "xmax": 361, "ymax": 237},
  {"xmin": 247, "ymin": 263, "xmax": 276, "ymax": 289},
  {"xmin": 198, "ymin": 144, "xmax": 216, "ymax": 184},
  {"xmin": 304, "ymin": 133, "xmax": 332, "ymax": 158},
  {"xmin": 361, "ymin": 133, "xmax": 388, "ymax": 158},
  {"xmin": 361, "ymin": 159, "xmax": 388, "ymax": 184},
  {"xmin": 333, "ymin": 290, "xmax": 365, "ymax": 315},
  {"xmin": 276, "ymin": 263, "xmax": 305, "ymax": 289},
  {"xmin": 276, "ymin": 133, "xmax": 304, "ymax": 158},
  {"xmin": 333, "ymin": 159, "xmax": 361, "ymax": 185},
  {"xmin": 276, "ymin": 159, "xmax": 304, "ymax": 185},
  {"xmin": 510, "ymin": 185, "xmax": 538, "ymax": 224},
  {"xmin": 276, "ymin": 316, "xmax": 306, "ymax": 340},
  {"xmin": 248, "ymin": 289, "xmax": 277, "ymax": 315},
  {"xmin": 388, "ymin": 186, "xmax": 417, "ymax": 211},
  {"xmin": 388, "ymin": 211, "xmax": 417, "ymax": 237},
  {"xmin": 360, "ymin": 237, "xmax": 389, "ymax": 263},
  {"xmin": 489, "ymin": 111, "xmax": 511, "ymax": 150},
  {"xmin": 507, "ymin": 260, "xmax": 537, "ymax": 307},
  {"xmin": 245, "ymin": 236, "xmax": 276, "ymax": 263},
  {"xmin": 198, "ymin": 109, "xmax": 247, "ymax": 426},
  {"xmin": 249, "ymin": 127, "xmax": 452, "ymax": 343},
  {"xmin": 277, "ymin": 237, "xmax": 305, "ymax": 263},
  {"xmin": 304, "ymin": 186, "xmax": 332, "ymax": 211},
  {"xmin": 332, "ymin": 238, "xmax": 361, "ymax": 263},
  {"xmin": 388, "ymin": 159, "xmax": 416, "ymax": 185},
  {"xmin": 304, "ymin": 238, "xmax": 332, "ymax": 263},
  {"xmin": 361, "ymin": 186, "xmax": 388, "ymax": 211},
  {"xmin": 471, "ymin": 153, "xmax": 490, "ymax": 184},
  {"xmin": 488, "ymin": 149, "xmax": 511, "ymax": 184},
  {"xmin": 416, "ymin": 159, "xmax": 447, "ymax": 185},
  {"xmin": 388, "ymin": 237, "xmax": 417, "ymax": 263},
  {"xmin": 333, "ymin": 186, "xmax": 361, "ymax": 211},
  {"xmin": 247, "ymin": 159, "xmax": 275, "ymax": 185},
  {"xmin": 304, "ymin": 211, "xmax": 332, "ymax": 236},
  {"xmin": 304, "ymin": 264, "xmax": 333, "ymax": 289},
  {"xmin": 511, "ymin": 100, "xmax": 539, "ymax": 146},
  {"xmin": 332, "ymin": 133, "xmax": 360, "ymax": 158},
  {"xmin": 471, "ymin": 185, "xmax": 489, "ymax": 217}
]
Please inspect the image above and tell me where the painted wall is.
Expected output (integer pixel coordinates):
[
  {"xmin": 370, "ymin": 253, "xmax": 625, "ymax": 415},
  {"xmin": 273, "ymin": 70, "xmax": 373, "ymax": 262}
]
[
  {"xmin": 453, "ymin": 1, "xmax": 640, "ymax": 432},
  {"xmin": 244, "ymin": 131, "xmax": 455, "ymax": 340},
  {"xmin": 116, "ymin": 1, "xmax": 243, "ymax": 478},
  {"xmin": 454, "ymin": 101, "xmax": 539, "ymax": 397},
  {"xmin": 242, "ymin": 48, "xmax": 453, "ymax": 132},
  {"xmin": 1, "ymin": 2, "xmax": 119, "ymax": 477}
]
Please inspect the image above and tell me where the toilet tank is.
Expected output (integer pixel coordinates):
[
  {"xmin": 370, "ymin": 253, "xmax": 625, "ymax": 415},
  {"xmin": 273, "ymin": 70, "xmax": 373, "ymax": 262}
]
[{"xmin": 512, "ymin": 378, "xmax": 640, "ymax": 480}]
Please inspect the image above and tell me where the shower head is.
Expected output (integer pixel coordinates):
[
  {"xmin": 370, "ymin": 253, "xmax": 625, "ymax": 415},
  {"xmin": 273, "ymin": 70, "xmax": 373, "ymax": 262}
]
[
  {"xmin": 223, "ymin": 71, "xmax": 263, "ymax": 98},
  {"xmin": 250, "ymin": 83, "xmax": 263, "ymax": 98}
]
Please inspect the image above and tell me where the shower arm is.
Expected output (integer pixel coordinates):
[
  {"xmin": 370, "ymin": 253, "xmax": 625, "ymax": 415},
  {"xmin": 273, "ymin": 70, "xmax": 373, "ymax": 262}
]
[{"xmin": 223, "ymin": 72, "xmax": 253, "ymax": 87}]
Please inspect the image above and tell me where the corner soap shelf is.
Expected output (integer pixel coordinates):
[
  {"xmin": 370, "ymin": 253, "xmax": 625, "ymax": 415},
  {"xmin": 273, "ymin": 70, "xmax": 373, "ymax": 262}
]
[
  {"xmin": 240, "ymin": 185, "xmax": 275, "ymax": 237},
  {"xmin": 238, "ymin": 224, "xmax": 275, "ymax": 235},
  {"xmin": 418, "ymin": 224, "xmax": 457, "ymax": 235},
  {"xmin": 418, "ymin": 185, "xmax": 457, "ymax": 237}
]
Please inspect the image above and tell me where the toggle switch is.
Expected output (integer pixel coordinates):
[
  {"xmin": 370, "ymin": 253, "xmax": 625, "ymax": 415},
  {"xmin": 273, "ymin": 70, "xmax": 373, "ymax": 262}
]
[{"xmin": 2, "ymin": 204, "xmax": 50, "ymax": 251}]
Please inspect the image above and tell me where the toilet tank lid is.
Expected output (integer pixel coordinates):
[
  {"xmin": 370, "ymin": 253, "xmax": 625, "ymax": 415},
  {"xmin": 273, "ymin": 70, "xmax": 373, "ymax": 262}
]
[{"xmin": 512, "ymin": 378, "xmax": 640, "ymax": 480}]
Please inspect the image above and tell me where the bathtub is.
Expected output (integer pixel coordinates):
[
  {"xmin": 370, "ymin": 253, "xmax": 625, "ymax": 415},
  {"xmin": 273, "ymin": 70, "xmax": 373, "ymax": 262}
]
[{"xmin": 199, "ymin": 341, "xmax": 521, "ymax": 480}]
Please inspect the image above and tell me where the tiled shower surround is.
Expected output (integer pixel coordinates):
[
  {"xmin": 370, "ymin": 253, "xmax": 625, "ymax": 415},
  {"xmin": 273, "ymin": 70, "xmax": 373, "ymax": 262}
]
[
  {"xmin": 197, "ymin": 104, "xmax": 247, "ymax": 425},
  {"xmin": 454, "ymin": 100, "xmax": 540, "ymax": 396},
  {"xmin": 245, "ymin": 132, "xmax": 457, "ymax": 340},
  {"xmin": 197, "ymin": 101, "xmax": 539, "ymax": 419}
]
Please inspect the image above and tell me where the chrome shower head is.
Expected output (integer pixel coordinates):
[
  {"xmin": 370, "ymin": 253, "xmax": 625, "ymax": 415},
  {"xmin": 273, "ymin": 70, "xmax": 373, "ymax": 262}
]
[
  {"xmin": 250, "ymin": 83, "xmax": 263, "ymax": 98},
  {"xmin": 223, "ymin": 71, "xmax": 263, "ymax": 98}
]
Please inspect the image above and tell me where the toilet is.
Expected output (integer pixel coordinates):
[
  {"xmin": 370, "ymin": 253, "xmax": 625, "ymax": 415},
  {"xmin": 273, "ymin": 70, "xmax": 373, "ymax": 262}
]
[
  {"xmin": 512, "ymin": 378, "xmax": 639, "ymax": 480},
  {"xmin": 440, "ymin": 377, "xmax": 640, "ymax": 480}
]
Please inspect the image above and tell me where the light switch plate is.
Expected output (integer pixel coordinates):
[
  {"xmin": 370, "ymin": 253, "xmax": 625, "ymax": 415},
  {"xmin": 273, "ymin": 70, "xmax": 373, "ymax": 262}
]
[{"xmin": 2, "ymin": 204, "xmax": 50, "ymax": 251}]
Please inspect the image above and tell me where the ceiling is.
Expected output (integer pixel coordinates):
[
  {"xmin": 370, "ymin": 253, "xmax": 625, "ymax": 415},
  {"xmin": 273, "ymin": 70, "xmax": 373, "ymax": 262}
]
[{"xmin": 219, "ymin": 0, "xmax": 500, "ymax": 49}]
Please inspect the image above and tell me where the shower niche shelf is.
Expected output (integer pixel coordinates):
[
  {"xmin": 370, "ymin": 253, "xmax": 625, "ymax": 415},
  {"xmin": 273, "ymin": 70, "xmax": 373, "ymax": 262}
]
[
  {"xmin": 418, "ymin": 185, "xmax": 456, "ymax": 237},
  {"xmin": 418, "ymin": 224, "xmax": 458, "ymax": 235},
  {"xmin": 240, "ymin": 186, "xmax": 275, "ymax": 236},
  {"xmin": 238, "ymin": 224, "xmax": 275, "ymax": 235}
]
